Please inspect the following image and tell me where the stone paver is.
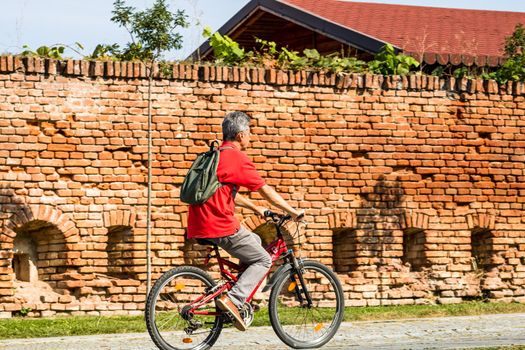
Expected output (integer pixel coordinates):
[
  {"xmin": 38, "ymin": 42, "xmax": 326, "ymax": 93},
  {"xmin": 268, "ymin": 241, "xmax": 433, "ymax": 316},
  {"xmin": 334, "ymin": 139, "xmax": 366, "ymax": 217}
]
[{"xmin": 0, "ymin": 313, "xmax": 524, "ymax": 350}]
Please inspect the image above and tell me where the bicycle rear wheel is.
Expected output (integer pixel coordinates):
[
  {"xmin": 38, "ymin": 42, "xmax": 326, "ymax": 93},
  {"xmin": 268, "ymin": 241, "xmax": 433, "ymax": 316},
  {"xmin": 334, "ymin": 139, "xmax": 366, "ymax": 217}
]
[
  {"xmin": 269, "ymin": 260, "xmax": 344, "ymax": 349},
  {"xmin": 145, "ymin": 266, "xmax": 223, "ymax": 350}
]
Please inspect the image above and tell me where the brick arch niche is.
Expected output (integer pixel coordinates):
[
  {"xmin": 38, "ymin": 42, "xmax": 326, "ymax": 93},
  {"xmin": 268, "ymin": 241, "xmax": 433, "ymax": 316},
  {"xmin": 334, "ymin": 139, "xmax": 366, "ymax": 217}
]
[
  {"xmin": 466, "ymin": 212, "xmax": 498, "ymax": 272},
  {"xmin": 328, "ymin": 211, "xmax": 357, "ymax": 273},
  {"xmin": 464, "ymin": 211, "xmax": 510, "ymax": 300},
  {"xmin": 1, "ymin": 205, "xmax": 80, "ymax": 298},
  {"xmin": 103, "ymin": 210, "xmax": 137, "ymax": 279},
  {"xmin": 402, "ymin": 211, "xmax": 431, "ymax": 272}
]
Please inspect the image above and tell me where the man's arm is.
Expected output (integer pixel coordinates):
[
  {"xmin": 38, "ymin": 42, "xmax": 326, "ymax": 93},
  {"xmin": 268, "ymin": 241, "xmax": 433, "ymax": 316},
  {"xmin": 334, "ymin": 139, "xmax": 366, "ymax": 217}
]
[
  {"xmin": 257, "ymin": 185, "xmax": 303, "ymax": 220},
  {"xmin": 235, "ymin": 193, "xmax": 267, "ymax": 217}
]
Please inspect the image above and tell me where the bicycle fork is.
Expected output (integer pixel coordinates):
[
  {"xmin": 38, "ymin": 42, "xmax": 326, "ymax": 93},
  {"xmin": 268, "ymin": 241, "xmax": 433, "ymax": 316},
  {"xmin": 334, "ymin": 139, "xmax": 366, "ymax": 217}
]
[{"xmin": 289, "ymin": 255, "xmax": 314, "ymax": 308}]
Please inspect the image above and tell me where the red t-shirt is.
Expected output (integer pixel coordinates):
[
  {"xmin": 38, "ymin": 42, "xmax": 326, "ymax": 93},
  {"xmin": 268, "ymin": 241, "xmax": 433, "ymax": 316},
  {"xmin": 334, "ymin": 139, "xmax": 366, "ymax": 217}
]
[{"xmin": 186, "ymin": 141, "xmax": 266, "ymax": 239}]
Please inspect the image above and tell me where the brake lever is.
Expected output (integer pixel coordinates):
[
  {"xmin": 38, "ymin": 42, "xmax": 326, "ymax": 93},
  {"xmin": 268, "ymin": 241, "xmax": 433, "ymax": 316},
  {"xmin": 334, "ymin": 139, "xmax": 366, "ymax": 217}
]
[{"xmin": 264, "ymin": 210, "xmax": 280, "ymax": 222}]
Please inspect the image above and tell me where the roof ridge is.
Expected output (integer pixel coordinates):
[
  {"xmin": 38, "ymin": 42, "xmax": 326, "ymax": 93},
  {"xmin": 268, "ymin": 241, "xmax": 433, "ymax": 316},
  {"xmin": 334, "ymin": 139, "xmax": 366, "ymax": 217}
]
[{"xmin": 305, "ymin": 0, "xmax": 525, "ymax": 15}]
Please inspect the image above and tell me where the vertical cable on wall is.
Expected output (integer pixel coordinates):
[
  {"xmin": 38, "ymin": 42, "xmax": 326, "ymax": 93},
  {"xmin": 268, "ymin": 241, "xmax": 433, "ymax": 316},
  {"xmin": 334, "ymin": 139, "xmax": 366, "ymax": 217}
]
[{"xmin": 146, "ymin": 65, "xmax": 153, "ymax": 294}]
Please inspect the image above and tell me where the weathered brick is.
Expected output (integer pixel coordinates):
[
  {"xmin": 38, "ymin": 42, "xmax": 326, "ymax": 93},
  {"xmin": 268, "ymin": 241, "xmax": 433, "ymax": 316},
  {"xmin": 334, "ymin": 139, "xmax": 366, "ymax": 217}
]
[{"xmin": 0, "ymin": 57, "xmax": 524, "ymax": 318}]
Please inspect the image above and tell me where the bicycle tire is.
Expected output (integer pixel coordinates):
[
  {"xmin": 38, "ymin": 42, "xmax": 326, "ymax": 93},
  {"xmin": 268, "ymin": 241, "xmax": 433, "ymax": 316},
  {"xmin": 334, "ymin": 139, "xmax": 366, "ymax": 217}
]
[
  {"xmin": 145, "ymin": 266, "xmax": 223, "ymax": 350},
  {"xmin": 268, "ymin": 260, "xmax": 345, "ymax": 349}
]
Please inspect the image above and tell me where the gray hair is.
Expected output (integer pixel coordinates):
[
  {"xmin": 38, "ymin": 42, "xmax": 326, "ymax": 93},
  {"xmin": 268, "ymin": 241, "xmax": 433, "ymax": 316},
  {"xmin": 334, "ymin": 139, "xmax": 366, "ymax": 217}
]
[{"xmin": 222, "ymin": 111, "xmax": 250, "ymax": 141}]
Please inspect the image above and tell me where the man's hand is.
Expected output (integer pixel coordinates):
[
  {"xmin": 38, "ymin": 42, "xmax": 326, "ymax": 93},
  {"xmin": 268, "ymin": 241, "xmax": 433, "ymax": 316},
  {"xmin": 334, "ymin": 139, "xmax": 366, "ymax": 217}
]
[
  {"xmin": 291, "ymin": 210, "xmax": 305, "ymax": 222},
  {"xmin": 255, "ymin": 206, "xmax": 268, "ymax": 218}
]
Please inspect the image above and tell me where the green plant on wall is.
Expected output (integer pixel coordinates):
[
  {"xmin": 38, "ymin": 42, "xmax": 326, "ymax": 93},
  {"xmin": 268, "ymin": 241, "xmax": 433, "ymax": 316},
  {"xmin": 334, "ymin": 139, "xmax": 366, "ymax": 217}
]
[
  {"xmin": 302, "ymin": 49, "xmax": 367, "ymax": 73},
  {"xmin": 86, "ymin": 43, "xmax": 122, "ymax": 61},
  {"xmin": 204, "ymin": 28, "xmax": 408, "ymax": 75},
  {"xmin": 19, "ymin": 307, "xmax": 32, "ymax": 317},
  {"xmin": 278, "ymin": 47, "xmax": 307, "ymax": 69},
  {"xmin": 368, "ymin": 44, "xmax": 419, "ymax": 75},
  {"xmin": 21, "ymin": 45, "xmax": 65, "ymax": 59},
  {"xmin": 453, "ymin": 66, "xmax": 470, "ymax": 79},
  {"xmin": 253, "ymin": 37, "xmax": 279, "ymax": 67},
  {"xmin": 21, "ymin": 43, "xmax": 84, "ymax": 60},
  {"xmin": 202, "ymin": 26, "xmax": 248, "ymax": 65},
  {"xmin": 203, "ymin": 28, "xmax": 368, "ymax": 74}
]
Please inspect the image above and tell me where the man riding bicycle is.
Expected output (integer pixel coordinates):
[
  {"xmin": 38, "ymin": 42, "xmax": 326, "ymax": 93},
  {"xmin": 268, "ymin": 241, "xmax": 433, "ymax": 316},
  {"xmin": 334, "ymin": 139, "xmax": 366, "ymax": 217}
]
[{"xmin": 186, "ymin": 111, "xmax": 304, "ymax": 331}]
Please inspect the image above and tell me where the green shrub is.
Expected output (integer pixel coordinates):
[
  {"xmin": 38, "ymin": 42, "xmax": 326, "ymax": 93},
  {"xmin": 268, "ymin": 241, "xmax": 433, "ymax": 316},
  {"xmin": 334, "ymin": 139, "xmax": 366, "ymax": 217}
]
[
  {"xmin": 491, "ymin": 23, "xmax": 525, "ymax": 83},
  {"xmin": 368, "ymin": 44, "xmax": 419, "ymax": 75},
  {"xmin": 202, "ymin": 26, "xmax": 249, "ymax": 65}
]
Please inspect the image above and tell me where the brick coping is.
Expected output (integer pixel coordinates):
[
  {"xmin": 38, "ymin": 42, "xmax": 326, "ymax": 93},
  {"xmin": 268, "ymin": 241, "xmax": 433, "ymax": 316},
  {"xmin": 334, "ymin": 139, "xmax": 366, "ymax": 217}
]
[{"xmin": 1, "ymin": 55, "xmax": 524, "ymax": 96}]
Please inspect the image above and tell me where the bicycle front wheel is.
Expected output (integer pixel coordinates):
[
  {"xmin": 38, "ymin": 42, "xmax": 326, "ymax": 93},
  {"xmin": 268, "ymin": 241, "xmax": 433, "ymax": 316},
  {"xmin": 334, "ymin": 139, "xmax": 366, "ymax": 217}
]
[
  {"xmin": 145, "ymin": 266, "xmax": 223, "ymax": 350},
  {"xmin": 269, "ymin": 260, "xmax": 344, "ymax": 349}
]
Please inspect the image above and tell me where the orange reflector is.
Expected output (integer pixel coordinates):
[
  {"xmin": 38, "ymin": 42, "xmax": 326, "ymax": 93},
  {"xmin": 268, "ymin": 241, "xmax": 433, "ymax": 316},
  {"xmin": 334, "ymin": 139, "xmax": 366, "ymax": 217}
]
[
  {"xmin": 288, "ymin": 282, "xmax": 297, "ymax": 292},
  {"xmin": 175, "ymin": 283, "xmax": 185, "ymax": 291},
  {"xmin": 182, "ymin": 338, "xmax": 193, "ymax": 343},
  {"xmin": 314, "ymin": 323, "xmax": 323, "ymax": 332}
]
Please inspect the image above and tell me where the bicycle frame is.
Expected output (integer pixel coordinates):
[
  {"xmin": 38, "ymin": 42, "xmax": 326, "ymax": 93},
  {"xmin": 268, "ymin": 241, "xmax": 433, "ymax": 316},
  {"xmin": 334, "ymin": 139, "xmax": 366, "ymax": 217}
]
[{"xmin": 187, "ymin": 220, "xmax": 292, "ymax": 317}]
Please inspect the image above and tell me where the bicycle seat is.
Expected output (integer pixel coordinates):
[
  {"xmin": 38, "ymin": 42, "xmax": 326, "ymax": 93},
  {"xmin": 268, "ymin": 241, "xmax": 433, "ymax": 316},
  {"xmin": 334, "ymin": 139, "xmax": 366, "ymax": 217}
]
[{"xmin": 196, "ymin": 238, "xmax": 217, "ymax": 247}]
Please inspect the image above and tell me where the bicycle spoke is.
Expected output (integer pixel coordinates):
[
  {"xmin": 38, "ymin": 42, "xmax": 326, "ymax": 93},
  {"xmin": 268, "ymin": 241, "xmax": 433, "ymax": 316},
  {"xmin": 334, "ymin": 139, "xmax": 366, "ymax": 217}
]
[
  {"xmin": 269, "ymin": 261, "xmax": 344, "ymax": 348},
  {"xmin": 157, "ymin": 311, "xmax": 182, "ymax": 330},
  {"xmin": 146, "ymin": 267, "xmax": 223, "ymax": 350}
]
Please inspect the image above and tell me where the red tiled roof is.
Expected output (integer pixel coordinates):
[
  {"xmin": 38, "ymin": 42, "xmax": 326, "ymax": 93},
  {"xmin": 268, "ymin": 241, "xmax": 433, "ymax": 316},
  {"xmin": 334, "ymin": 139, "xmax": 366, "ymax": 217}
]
[{"xmin": 281, "ymin": 0, "xmax": 525, "ymax": 65}]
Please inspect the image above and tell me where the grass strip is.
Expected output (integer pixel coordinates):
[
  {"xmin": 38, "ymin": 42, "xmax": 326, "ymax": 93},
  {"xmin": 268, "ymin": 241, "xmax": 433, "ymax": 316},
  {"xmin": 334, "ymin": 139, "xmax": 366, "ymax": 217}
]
[
  {"xmin": 341, "ymin": 301, "xmax": 525, "ymax": 322},
  {"xmin": 0, "ymin": 301, "xmax": 524, "ymax": 339},
  {"xmin": 0, "ymin": 315, "xmax": 145, "ymax": 339}
]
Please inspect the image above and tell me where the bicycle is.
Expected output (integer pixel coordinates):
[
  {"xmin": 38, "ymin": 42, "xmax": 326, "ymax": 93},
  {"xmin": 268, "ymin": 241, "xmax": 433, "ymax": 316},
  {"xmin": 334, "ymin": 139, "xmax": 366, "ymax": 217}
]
[{"xmin": 145, "ymin": 211, "xmax": 345, "ymax": 349}]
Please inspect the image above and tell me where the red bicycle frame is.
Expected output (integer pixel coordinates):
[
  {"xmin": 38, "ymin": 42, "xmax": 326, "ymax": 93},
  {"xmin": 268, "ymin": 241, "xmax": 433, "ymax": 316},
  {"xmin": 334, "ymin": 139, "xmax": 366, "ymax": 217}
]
[{"xmin": 188, "ymin": 235, "xmax": 290, "ymax": 316}]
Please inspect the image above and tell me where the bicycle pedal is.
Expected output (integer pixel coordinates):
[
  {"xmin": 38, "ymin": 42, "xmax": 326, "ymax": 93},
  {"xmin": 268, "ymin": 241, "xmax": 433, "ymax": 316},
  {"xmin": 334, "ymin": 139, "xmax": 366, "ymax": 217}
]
[
  {"xmin": 221, "ymin": 311, "xmax": 234, "ymax": 323},
  {"xmin": 252, "ymin": 303, "xmax": 261, "ymax": 312}
]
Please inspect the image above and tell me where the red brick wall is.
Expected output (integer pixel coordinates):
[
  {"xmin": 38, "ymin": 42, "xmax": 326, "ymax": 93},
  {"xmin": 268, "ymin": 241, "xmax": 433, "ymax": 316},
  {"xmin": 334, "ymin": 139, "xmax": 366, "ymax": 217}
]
[{"xmin": 0, "ymin": 56, "xmax": 524, "ymax": 317}]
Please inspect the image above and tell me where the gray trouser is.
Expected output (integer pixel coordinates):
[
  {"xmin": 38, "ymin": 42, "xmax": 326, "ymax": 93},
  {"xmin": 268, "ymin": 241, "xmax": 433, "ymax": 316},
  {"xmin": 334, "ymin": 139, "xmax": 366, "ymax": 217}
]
[{"xmin": 209, "ymin": 226, "xmax": 272, "ymax": 308}]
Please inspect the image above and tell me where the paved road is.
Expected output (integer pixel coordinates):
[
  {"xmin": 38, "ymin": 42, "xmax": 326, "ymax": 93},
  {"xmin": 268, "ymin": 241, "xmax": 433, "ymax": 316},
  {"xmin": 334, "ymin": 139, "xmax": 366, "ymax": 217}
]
[{"xmin": 1, "ymin": 313, "xmax": 524, "ymax": 350}]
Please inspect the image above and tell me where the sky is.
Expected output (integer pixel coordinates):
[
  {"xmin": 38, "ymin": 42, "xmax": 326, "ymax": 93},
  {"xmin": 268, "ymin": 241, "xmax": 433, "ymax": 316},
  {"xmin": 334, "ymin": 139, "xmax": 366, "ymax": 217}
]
[{"xmin": 1, "ymin": 0, "xmax": 525, "ymax": 61}]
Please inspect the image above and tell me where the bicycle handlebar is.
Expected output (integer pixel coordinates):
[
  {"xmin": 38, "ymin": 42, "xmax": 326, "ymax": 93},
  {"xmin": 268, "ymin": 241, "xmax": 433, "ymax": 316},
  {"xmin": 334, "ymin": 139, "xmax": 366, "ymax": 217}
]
[
  {"xmin": 264, "ymin": 210, "xmax": 305, "ymax": 224},
  {"xmin": 264, "ymin": 210, "xmax": 289, "ymax": 222}
]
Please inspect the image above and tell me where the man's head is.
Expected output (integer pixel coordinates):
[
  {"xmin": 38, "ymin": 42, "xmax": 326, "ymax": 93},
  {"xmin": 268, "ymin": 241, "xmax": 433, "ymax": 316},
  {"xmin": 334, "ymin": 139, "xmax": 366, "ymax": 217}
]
[{"xmin": 222, "ymin": 111, "xmax": 251, "ymax": 149}]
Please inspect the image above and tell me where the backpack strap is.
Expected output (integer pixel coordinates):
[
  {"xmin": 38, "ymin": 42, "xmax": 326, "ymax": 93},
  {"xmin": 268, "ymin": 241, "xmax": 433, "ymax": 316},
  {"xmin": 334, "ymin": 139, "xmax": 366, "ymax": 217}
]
[
  {"xmin": 218, "ymin": 146, "xmax": 238, "ymax": 198},
  {"xmin": 209, "ymin": 140, "xmax": 220, "ymax": 151}
]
